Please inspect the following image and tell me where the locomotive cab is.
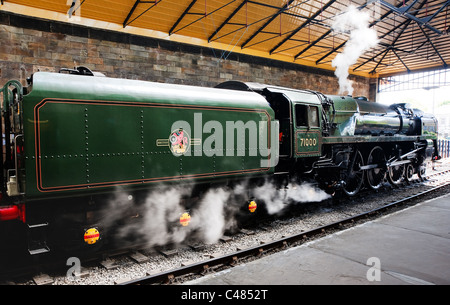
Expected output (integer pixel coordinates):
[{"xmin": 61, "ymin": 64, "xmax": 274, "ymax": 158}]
[
  {"xmin": 216, "ymin": 81, "xmax": 324, "ymax": 177},
  {"xmin": 216, "ymin": 82, "xmax": 323, "ymax": 160}
]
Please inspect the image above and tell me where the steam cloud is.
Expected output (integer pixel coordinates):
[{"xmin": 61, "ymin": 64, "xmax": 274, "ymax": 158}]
[
  {"xmin": 331, "ymin": 5, "xmax": 378, "ymax": 96},
  {"xmin": 253, "ymin": 181, "xmax": 331, "ymax": 215},
  {"xmin": 104, "ymin": 185, "xmax": 239, "ymax": 248},
  {"xmin": 103, "ymin": 180, "xmax": 330, "ymax": 248}
]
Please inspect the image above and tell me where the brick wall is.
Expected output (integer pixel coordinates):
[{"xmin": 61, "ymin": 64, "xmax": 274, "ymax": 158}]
[{"xmin": 0, "ymin": 11, "xmax": 371, "ymax": 98}]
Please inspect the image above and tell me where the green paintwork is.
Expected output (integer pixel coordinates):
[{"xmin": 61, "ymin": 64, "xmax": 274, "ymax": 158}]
[
  {"xmin": 323, "ymin": 95, "xmax": 438, "ymax": 144},
  {"xmin": 325, "ymin": 95, "xmax": 359, "ymax": 137},
  {"xmin": 284, "ymin": 90, "xmax": 322, "ymax": 158},
  {"xmin": 295, "ymin": 129, "xmax": 321, "ymax": 156},
  {"xmin": 322, "ymin": 134, "xmax": 436, "ymax": 144},
  {"xmin": 266, "ymin": 87, "xmax": 322, "ymax": 158},
  {"xmin": 21, "ymin": 72, "xmax": 275, "ymax": 199}
]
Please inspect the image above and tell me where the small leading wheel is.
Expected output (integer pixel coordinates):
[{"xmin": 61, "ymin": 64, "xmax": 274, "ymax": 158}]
[
  {"xmin": 387, "ymin": 163, "xmax": 405, "ymax": 186},
  {"xmin": 366, "ymin": 146, "xmax": 386, "ymax": 190},
  {"xmin": 404, "ymin": 164, "xmax": 414, "ymax": 183},
  {"xmin": 343, "ymin": 150, "xmax": 364, "ymax": 197}
]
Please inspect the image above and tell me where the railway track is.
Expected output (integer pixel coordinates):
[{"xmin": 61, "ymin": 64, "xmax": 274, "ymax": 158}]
[{"xmin": 122, "ymin": 165, "xmax": 450, "ymax": 286}]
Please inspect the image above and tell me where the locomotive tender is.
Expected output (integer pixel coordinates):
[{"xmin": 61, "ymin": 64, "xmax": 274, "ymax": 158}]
[{"xmin": 0, "ymin": 67, "xmax": 439, "ymax": 255}]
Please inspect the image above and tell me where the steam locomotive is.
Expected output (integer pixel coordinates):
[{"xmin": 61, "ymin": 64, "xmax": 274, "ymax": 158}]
[
  {"xmin": 217, "ymin": 81, "xmax": 438, "ymax": 196},
  {"xmin": 0, "ymin": 67, "xmax": 439, "ymax": 256}
]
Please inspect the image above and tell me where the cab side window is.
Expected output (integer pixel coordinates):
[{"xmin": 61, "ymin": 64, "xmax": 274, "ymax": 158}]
[
  {"xmin": 310, "ymin": 106, "xmax": 320, "ymax": 127},
  {"xmin": 295, "ymin": 104, "xmax": 320, "ymax": 128},
  {"xmin": 295, "ymin": 104, "xmax": 308, "ymax": 127}
]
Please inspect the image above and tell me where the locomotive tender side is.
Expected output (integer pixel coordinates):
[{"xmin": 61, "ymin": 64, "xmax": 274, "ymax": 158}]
[
  {"xmin": 17, "ymin": 72, "xmax": 277, "ymax": 199},
  {"xmin": 0, "ymin": 70, "xmax": 278, "ymax": 254}
]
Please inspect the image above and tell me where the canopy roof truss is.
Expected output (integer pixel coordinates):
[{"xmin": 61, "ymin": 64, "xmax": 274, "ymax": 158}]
[{"xmin": 1, "ymin": 0, "xmax": 450, "ymax": 77}]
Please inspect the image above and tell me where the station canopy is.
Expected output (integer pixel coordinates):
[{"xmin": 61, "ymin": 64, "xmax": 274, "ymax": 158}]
[{"xmin": 1, "ymin": 0, "xmax": 449, "ymax": 78}]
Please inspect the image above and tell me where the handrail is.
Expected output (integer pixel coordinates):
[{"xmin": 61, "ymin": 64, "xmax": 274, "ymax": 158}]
[{"xmin": 1, "ymin": 80, "xmax": 23, "ymax": 110}]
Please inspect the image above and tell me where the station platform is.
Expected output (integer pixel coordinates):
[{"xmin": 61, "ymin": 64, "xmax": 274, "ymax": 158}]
[{"xmin": 188, "ymin": 193, "xmax": 450, "ymax": 285}]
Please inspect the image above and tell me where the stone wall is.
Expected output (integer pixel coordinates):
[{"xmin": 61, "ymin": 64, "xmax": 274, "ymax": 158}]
[{"xmin": 0, "ymin": 11, "xmax": 371, "ymax": 98}]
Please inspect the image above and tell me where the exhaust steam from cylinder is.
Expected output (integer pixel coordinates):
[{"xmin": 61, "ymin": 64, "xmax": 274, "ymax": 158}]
[{"xmin": 102, "ymin": 181, "xmax": 330, "ymax": 248}]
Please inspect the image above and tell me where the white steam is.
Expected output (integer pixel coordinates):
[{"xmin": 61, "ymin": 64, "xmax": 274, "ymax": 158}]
[
  {"xmin": 253, "ymin": 181, "xmax": 331, "ymax": 215},
  {"xmin": 189, "ymin": 188, "xmax": 231, "ymax": 244},
  {"xmin": 102, "ymin": 180, "xmax": 330, "ymax": 248},
  {"xmin": 105, "ymin": 186, "xmax": 191, "ymax": 247},
  {"xmin": 332, "ymin": 5, "xmax": 378, "ymax": 96},
  {"xmin": 138, "ymin": 186, "xmax": 190, "ymax": 246},
  {"xmin": 104, "ymin": 185, "xmax": 239, "ymax": 247}
]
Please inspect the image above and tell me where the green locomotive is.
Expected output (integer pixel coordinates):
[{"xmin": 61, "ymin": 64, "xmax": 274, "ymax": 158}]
[
  {"xmin": 0, "ymin": 67, "xmax": 439, "ymax": 255},
  {"xmin": 218, "ymin": 81, "xmax": 438, "ymax": 196}
]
